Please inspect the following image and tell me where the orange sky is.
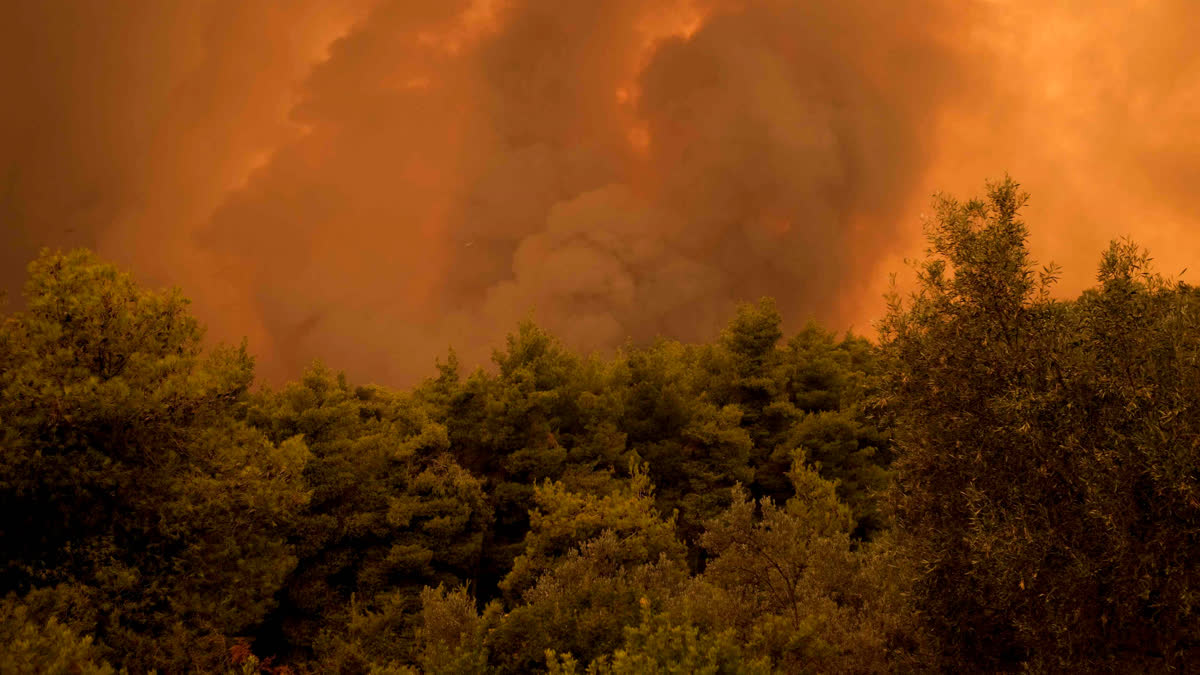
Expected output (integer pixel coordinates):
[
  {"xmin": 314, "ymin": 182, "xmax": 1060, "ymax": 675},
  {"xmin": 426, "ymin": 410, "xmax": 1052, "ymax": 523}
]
[{"xmin": 2, "ymin": 0, "xmax": 1197, "ymax": 385}]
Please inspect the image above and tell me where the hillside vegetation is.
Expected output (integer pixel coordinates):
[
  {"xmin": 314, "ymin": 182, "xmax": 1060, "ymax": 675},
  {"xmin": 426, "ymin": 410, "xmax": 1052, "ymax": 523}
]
[{"xmin": 3, "ymin": 178, "xmax": 1198, "ymax": 672}]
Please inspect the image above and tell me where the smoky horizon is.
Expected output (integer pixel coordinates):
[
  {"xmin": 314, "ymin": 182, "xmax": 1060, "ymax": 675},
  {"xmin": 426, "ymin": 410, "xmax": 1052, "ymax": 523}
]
[{"xmin": 3, "ymin": 0, "xmax": 1198, "ymax": 386}]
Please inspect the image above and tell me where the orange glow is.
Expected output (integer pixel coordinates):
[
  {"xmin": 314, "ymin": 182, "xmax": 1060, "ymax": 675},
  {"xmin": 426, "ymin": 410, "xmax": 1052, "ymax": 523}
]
[
  {"xmin": 628, "ymin": 123, "xmax": 651, "ymax": 155},
  {"xmin": 3, "ymin": 0, "xmax": 1198, "ymax": 386},
  {"xmin": 636, "ymin": 2, "xmax": 708, "ymax": 46},
  {"xmin": 760, "ymin": 214, "xmax": 793, "ymax": 237}
]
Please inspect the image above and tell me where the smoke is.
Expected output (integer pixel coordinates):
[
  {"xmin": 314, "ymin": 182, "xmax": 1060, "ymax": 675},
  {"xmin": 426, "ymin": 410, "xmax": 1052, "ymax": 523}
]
[
  {"xmin": 200, "ymin": 0, "xmax": 975, "ymax": 383},
  {"xmin": 2, "ymin": 0, "xmax": 1198, "ymax": 385},
  {"xmin": 913, "ymin": 0, "xmax": 1200, "ymax": 298},
  {"xmin": 0, "ymin": 0, "xmax": 372, "ymax": 346}
]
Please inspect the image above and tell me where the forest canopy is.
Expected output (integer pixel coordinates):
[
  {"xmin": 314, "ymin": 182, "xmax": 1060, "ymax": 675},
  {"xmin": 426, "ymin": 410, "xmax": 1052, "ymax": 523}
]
[{"xmin": 2, "ymin": 178, "xmax": 1198, "ymax": 672}]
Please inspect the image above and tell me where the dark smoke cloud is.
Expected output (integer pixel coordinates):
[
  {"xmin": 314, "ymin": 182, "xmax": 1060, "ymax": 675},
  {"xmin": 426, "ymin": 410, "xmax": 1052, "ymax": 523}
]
[
  {"xmin": 3, "ymin": 0, "xmax": 1198, "ymax": 385},
  {"xmin": 199, "ymin": 0, "xmax": 976, "ymax": 384},
  {"xmin": 0, "ymin": 0, "xmax": 369, "ymax": 341}
]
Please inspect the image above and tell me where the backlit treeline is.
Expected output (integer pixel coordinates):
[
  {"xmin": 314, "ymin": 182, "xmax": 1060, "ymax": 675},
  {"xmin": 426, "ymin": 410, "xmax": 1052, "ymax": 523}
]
[{"xmin": 2, "ymin": 178, "xmax": 1198, "ymax": 672}]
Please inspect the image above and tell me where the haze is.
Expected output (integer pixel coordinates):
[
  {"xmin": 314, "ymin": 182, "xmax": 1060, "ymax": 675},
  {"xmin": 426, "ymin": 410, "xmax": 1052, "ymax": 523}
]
[{"xmin": 2, "ymin": 0, "xmax": 1197, "ymax": 385}]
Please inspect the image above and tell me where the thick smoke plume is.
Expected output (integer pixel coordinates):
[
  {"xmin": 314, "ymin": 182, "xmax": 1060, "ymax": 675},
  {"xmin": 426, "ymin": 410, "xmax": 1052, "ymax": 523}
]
[{"xmin": 2, "ymin": 0, "xmax": 1198, "ymax": 385}]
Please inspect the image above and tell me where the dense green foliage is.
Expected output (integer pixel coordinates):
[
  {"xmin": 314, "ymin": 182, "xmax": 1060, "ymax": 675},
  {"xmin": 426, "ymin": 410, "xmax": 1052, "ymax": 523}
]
[
  {"xmin": 0, "ymin": 252, "xmax": 308, "ymax": 671},
  {"xmin": 2, "ymin": 177, "xmax": 1196, "ymax": 672},
  {"xmin": 882, "ymin": 178, "xmax": 1200, "ymax": 671},
  {"xmin": 243, "ymin": 365, "xmax": 491, "ymax": 669}
]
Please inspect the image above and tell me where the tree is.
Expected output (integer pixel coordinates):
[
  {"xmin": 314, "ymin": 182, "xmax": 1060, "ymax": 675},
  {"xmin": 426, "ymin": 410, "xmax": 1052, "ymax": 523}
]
[
  {"xmin": 500, "ymin": 464, "xmax": 685, "ymax": 601},
  {"xmin": 0, "ymin": 595, "xmax": 116, "ymax": 675},
  {"xmin": 245, "ymin": 364, "xmax": 492, "ymax": 667},
  {"xmin": 624, "ymin": 302, "xmax": 890, "ymax": 543},
  {"xmin": 883, "ymin": 177, "xmax": 1200, "ymax": 669},
  {"xmin": 617, "ymin": 339, "xmax": 754, "ymax": 556},
  {"xmin": 767, "ymin": 322, "xmax": 891, "ymax": 535},
  {"xmin": 546, "ymin": 600, "xmax": 771, "ymax": 675},
  {"xmin": 712, "ymin": 298, "xmax": 786, "ymax": 444},
  {"xmin": 680, "ymin": 457, "xmax": 925, "ymax": 673},
  {"xmin": 0, "ymin": 250, "xmax": 308, "ymax": 671},
  {"xmin": 470, "ymin": 465, "xmax": 687, "ymax": 673},
  {"xmin": 413, "ymin": 584, "xmax": 496, "ymax": 675},
  {"xmin": 415, "ymin": 322, "xmax": 633, "ymax": 600}
]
